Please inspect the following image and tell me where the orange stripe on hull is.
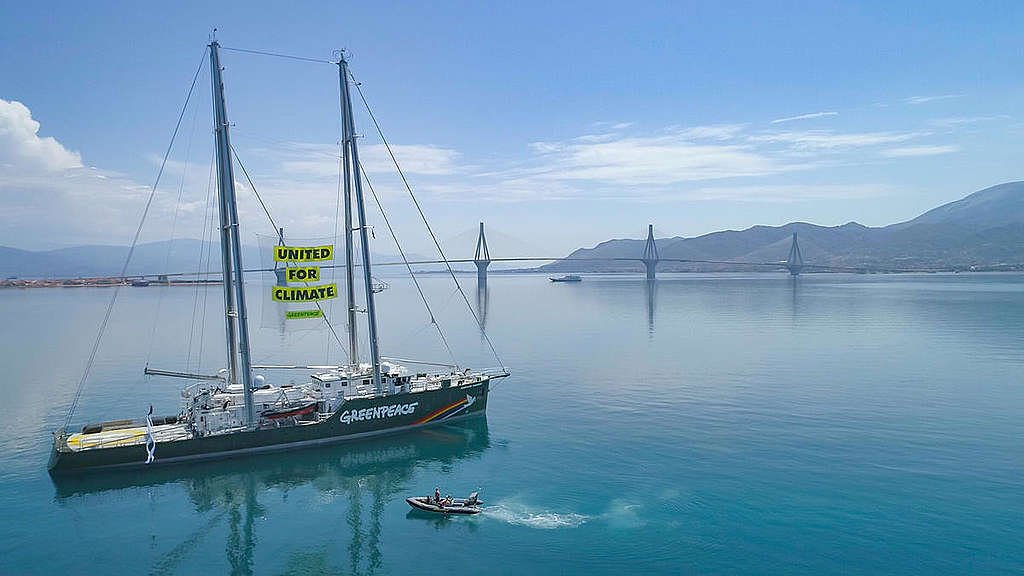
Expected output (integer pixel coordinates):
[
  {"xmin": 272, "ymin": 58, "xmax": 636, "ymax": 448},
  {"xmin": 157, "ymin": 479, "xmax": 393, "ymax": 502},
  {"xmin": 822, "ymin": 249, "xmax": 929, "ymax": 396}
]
[{"xmin": 414, "ymin": 397, "xmax": 467, "ymax": 425}]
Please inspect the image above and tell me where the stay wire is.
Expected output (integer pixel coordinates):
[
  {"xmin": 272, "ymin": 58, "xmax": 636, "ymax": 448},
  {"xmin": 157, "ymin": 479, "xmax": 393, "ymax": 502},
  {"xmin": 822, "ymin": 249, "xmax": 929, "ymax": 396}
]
[
  {"xmin": 186, "ymin": 149, "xmax": 218, "ymax": 373},
  {"xmin": 328, "ymin": 148, "xmax": 343, "ymax": 366},
  {"xmin": 148, "ymin": 71, "xmax": 203, "ymax": 367},
  {"xmin": 63, "ymin": 47, "xmax": 208, "ymax": 428},
  {"xmin": 349, "ymin": 72, "xmax": 507, "ymax": 373},
  {"xmin": 219, "ymin": 46, "xmax": 332, "ymax": 65},
  {"xmin": 358, "ymin": 163, "xmax": 458, "ymax": 367},
  {"xmin": 229, "ymin": 144, "xmax": 349, "ymax": 363}
]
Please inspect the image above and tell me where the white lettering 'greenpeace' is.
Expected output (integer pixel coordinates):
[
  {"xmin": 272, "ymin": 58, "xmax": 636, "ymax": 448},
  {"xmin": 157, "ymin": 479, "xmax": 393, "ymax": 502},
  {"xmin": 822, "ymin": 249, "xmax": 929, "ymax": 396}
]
[{"xmin": 340, "ymin": 402, "xmax": 419, "ymax": 424}]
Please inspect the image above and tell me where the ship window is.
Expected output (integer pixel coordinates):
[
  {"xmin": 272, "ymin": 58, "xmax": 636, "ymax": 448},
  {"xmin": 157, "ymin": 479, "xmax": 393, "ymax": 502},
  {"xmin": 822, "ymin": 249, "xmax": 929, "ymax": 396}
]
[
  {"xmin": 363, "ymin": 379, "xmax": 370, "ymax": 386},
  {"xmin": 325, "ymin": 382, "xmax": 331, "ymax": 388}
]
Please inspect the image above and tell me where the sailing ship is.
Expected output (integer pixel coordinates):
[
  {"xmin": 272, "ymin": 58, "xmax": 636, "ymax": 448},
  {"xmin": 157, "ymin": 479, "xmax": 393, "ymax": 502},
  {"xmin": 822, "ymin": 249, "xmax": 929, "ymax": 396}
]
[{"xmin": 48, "ymin": 40, "xmax": 507, "ymax": 473}]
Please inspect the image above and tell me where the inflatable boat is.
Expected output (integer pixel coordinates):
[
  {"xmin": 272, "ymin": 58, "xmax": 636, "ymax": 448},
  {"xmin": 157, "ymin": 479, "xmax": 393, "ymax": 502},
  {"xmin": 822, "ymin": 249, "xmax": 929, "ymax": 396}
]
[{"xmin": 406, "ymin": 492, "xmax": 482, "ymax": 515}]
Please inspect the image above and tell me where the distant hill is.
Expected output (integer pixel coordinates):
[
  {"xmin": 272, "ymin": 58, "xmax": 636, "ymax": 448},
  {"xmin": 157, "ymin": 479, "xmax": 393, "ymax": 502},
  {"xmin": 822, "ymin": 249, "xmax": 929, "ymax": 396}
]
[{"xmin": 541, "ymin": 181, "xmax": 1024, "ymax": 273}]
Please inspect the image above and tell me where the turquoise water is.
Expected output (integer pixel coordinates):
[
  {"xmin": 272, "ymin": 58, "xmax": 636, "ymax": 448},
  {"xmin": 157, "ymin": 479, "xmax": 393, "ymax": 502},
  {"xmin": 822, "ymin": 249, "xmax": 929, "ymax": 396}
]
[{"xmin": 1, "ymin": 273, "xmax": 1022, "ymax": 574}]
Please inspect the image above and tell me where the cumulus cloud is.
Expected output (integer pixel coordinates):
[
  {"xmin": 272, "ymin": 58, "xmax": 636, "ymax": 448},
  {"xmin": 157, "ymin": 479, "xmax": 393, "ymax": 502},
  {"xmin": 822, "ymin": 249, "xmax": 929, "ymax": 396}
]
[
  {"xmin": 0, "ymin": 99, "xmax": 82, "ymax": 172},
  {"xmin": 0, "ymin": 99, "xmax": 226, "ymax": 249}
]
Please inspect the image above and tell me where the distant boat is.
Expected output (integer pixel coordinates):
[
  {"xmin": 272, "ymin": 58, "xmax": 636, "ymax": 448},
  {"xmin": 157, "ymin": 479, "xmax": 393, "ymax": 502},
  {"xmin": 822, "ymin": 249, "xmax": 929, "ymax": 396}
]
[
  {"xmin": 550, "ymin": 275, "xmax": 582, "ymax": 283},
  {"xmin": 130, "ymin": 280, "xmax": 150, "ymax": 287}
]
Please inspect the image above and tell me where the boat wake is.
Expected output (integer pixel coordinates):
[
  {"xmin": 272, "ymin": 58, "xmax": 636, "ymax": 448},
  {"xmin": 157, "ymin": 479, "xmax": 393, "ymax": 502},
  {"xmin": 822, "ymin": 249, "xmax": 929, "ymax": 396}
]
[{"xmin": 483, "ymin": 502, "xmax": 589, "ymax": 529}]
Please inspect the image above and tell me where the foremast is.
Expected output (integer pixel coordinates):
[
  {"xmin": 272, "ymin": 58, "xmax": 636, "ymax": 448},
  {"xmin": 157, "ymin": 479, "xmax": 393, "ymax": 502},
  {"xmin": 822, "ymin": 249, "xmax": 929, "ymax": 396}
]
[
  {"xmin": 209, "ymin": 40, "xmax": 257, "ymax": 426},
  {"xmin": 338, "ymin": 53, "xmax": 383, "ymax": 394}
]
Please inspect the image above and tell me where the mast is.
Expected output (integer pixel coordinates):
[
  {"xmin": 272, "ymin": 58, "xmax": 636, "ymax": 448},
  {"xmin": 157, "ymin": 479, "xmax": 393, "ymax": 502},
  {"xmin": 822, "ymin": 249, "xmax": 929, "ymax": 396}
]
[
  {"xmin": 338, "ymin": 60, "xmax": 359, "ymax": 368},
  {"xmin": 210, "ymin": 40, "xmax": 257, "ymax": 426},
  {"xmin": 338, "ymin": 53, "xmax": 383, "ymax": 393}
]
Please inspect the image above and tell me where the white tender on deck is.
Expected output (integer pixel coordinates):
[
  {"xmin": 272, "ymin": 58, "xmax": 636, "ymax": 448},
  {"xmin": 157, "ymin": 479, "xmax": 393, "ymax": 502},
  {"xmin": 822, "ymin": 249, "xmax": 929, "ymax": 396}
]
[{"xmin": 65, "ymin": 423, "xmax": 191, "ymax": 452}]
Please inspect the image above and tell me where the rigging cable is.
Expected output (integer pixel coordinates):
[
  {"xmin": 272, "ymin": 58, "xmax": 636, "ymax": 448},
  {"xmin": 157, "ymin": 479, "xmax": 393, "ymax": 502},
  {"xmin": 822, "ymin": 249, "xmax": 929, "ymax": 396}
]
[
  {"xmin": 219, "ymin": 46, "xmax": 333, "ymax": 65},
  {"xmin": 349, "ymin": 71, "xmax": 507, "ymax": 373},
  {"xmin": 62, "ymin": 48, "xmax": 208, "ymax": 429},
  {"xmin": 147, "ymin": 70, "xmax": 203, "ymax": 367},
  {"xmin": 229, "ymin": 144, "xmax": 349, "ymax": 363},
  {"xmin": 186, "ymin": 149, "xmax": 218, "ymax": 374},
  {"xmin": 358, "ymin": 163, "xmax": 458, "ymax": 367},
  {"xmin": 328, "ymin": 147, "xmax": 343, "ymax": 365}
]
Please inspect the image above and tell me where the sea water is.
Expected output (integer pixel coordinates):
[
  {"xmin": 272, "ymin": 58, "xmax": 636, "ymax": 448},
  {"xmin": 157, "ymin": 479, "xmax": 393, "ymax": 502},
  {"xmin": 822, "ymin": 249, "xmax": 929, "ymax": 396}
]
[{"xmin": 0, "ymin": 273, "xmax": 1021, "ymax": 575}]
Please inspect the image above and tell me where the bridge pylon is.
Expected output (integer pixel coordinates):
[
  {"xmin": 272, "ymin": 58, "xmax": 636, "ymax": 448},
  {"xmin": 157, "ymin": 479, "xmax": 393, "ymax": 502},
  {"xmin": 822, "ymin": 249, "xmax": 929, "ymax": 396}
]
[
  {"xmin": 786, "ymin": 232, "xmax": 804, "ymax": 276},
  {"xmin": 474, "ymin": 222, "xmax": 491, "ymax": 285},
  {"xmin": 642, "ymin": 224, "xmax": 659, "ymax": 280}
]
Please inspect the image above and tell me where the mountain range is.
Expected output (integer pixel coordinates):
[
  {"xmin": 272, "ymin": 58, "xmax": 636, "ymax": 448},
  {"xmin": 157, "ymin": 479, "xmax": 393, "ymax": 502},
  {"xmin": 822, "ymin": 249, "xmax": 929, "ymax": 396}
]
[
  {"xmin": 541, "ymin": 181, "xmax": 1024, "ymax": 273},
  {"xmin": 5, "ymin": 181, "xmax": 1024, "ymax": 278}
]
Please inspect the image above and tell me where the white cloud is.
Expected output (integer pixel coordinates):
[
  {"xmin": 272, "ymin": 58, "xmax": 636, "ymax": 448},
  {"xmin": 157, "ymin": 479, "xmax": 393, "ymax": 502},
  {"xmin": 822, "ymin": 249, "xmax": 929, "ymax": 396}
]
[
  {"xmin": 0, "ymin": 99, "xmax": 222, "ymax": 249},
  {"xmin": 770, "ymin": 111, "xmax": 838, "ymax": 124},
  {"xmin": 0, "ymin": 99, "xmax": 82, "ymax": 172},
  {"xmin": 0, "ymin": 96, "xmax": 983, "ymax": 250},
  {"xmin": 254, "ymin": 141, "xmax": 462, "ymax": 178},
  {"xmin": 904, "ymin": 94, "xmax": 962, "ymax": 105},
  {"xmin": 749, "ymin": 129, "xmax": 920, "ymax": 151},
  {"xmin": 928, "ymin": 115, "xmax": 1009, "ymax": 129},
  {"xmin": 522, "ymin": 132, "xmax": 794, "ymax": 186},
  {"xmin": 881, "ymin": 145, "xmax": 960, "ymax": 157},
  {"xmin": 673, "ymin": 124, "xmax": 747, "ymax": 140},
  {"xmin": 589, "ymin": 120, "xmax": 635, "ymax": 130},
  {"xmin": 361, "ymin": 144, "xmax": 462, "ymax": 175}
]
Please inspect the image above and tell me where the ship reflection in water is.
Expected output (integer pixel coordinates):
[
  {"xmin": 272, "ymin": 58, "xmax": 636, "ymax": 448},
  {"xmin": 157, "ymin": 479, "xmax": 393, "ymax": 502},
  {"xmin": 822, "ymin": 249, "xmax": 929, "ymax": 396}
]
[{"xmin": 52, "ymin": 419, "xmax": 491, "ymax": 575}]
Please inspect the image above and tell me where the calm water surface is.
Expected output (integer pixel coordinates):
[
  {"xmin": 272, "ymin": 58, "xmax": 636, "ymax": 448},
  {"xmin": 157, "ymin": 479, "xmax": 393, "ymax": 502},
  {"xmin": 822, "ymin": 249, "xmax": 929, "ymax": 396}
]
[{"xmin": 0, "ymin": 273, "xmax": 1022, "ymax": 575}]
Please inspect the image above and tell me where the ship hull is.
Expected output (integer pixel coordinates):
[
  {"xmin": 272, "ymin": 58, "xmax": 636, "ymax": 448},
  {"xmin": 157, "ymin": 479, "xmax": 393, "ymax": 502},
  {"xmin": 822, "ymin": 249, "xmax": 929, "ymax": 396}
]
[{"xmin": 49, "ymin": 380, "xmax": 489, "ymax": 473}]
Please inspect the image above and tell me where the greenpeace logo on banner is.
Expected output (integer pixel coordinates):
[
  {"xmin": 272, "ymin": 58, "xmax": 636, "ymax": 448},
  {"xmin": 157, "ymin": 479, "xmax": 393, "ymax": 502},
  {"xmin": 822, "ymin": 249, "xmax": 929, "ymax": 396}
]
[{"xmin": 340, "ymin": 402, "xmax": 419, "ymax": 424}]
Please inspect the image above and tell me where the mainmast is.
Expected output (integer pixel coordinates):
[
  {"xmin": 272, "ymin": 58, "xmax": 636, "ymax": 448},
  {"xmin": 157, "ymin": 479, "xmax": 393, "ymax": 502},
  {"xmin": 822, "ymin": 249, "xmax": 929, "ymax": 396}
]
[
  {"xmin": 338, "ymin": 53, "xmax": 383, "ymax": 393},
  {"xmin": 337, "ymin": 60, "xmax": 359, "ymax": 368},
  {"xmin": 210, "ymin": 40, "xmax": 257, "ymax": 426}
]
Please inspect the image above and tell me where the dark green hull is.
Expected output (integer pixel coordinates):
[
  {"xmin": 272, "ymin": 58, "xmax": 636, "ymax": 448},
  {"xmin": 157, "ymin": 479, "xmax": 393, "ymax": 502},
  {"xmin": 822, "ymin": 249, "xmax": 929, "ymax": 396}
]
[{"xmin": 49, "ymin": 380, "xmax": 489, "ymax": 473}]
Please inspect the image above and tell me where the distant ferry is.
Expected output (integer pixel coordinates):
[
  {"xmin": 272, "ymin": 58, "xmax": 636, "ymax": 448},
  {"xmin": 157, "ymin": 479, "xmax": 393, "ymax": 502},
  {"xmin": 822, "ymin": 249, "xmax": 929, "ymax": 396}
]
[{"xmin": 550, "ymin": 275, "xmax": 582, "ymax": 283}]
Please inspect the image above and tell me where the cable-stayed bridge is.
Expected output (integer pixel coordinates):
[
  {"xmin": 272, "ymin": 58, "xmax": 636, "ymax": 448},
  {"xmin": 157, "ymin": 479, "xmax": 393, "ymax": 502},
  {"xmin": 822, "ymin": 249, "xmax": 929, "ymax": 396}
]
[{"xmin": 58, "ymin": 221, "xmax": 970, "ymax": 286}]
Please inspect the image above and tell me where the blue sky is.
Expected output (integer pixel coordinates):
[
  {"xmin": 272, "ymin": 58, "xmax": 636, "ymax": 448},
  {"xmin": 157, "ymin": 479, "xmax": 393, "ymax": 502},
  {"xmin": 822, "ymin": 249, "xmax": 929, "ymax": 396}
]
[{"xmin": 2, "ymin": 1, "xmax": 1024, "ymax": 255}]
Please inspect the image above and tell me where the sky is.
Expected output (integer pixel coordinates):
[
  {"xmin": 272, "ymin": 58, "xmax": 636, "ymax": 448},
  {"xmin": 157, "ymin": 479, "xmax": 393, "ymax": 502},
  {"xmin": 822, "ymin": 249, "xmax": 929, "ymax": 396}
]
[{"xmin": 2, "ymin": 1, "xmax": 1024, "ymax": 256}]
